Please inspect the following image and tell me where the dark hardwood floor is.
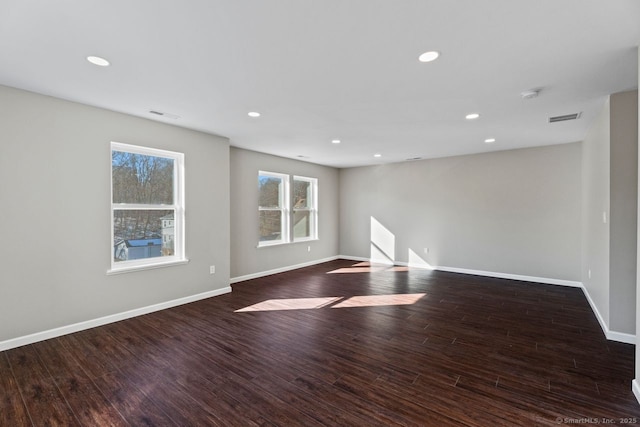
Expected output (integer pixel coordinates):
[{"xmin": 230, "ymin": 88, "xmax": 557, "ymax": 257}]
[{"xmin": 2, "ymin": 259, "xmax": 640, "ymax": 426}]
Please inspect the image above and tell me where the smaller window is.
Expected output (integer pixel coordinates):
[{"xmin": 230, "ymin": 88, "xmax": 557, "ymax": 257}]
[
  {"xmin": 293, "ymin": 176, "xmax": 318, "ymax": 241},
  {"xmin": 258, "ymin": 171, "xmax": 290, "ymax": 246}
]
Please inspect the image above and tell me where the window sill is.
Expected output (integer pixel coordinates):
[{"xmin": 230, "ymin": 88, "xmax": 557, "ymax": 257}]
[
  {"xmin": 257, "ymin": 240, "xmax": 288, "ymax": 248},
  {"xmin": 293, "ymin": 238, "xmax": 319, "ymax": 244},
  {"xmin": 107, "ymin": 258, "xmax": 189, "ymax": 275},
  {"xmin": 257, "ymin": 239, "xmax": 319, "ymax": 248}
]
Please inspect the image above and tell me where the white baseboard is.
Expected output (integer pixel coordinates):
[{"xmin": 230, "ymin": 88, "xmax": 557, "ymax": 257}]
[
  {"xmin": 435, "ymin": 265, "xmax": 583, "ymax": 288},
  {"xmin": 338, "ymin": 256, "xmax": 635, "ymax": 345},
  {"xmin": 0, "ymin": 286, "xmax": 231, "ymax": 352},
  {"xmin": 607, "ymin": 330, "xmax": 636, "ymax": 344},
  {"xmin": 633, "ymin": 379, "xmax": 640, "ymax": 405},
  {"xmin": 339, "ymin": 255, "xmax": 370, "ymax": 263},
  {"xmin": 580, "ymin": 286, "xmax": 636, "ymax": 345},
  {"xmin": 230, "ymin": 256, "xmax": 339, "ymax": 284},
  {"xmin": 339, "ymin": 256, "xmax": 581, "ymax": 287}
]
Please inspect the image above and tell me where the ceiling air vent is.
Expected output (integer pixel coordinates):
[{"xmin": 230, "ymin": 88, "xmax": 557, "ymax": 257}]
[
  {"xmin": 549, "ymin": 112, "xmax": 581, "ymax": 123},
  {"xmin": 149, "ymin": 110, "xmax": 180, "ymax": 119}
]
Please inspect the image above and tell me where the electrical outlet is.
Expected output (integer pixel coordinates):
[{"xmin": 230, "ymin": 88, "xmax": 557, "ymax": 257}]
[
  {"xmin": 603, "ymin": 211, "xmax": 607, "ymax": 224},
  {"xmin": 588, "ymin": 269, "xmax": 591, "ymax": 279},
  {"xmin": 209, "ymin": 265, "xmax": 215, "ymax": 274},
  {"xmin": 307, "ymin": 246, "xmax": 311, "ymax": 252},
  {"xmin": 424, "ymin": 248, "xmax": 429, "ymax": 254}
]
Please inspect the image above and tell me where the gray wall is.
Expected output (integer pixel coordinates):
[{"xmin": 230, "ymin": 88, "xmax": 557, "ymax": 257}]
[
  {"xmin": 230, "ymin": 147, "xmax": 340, "ymax": 279},
  {"xmin": 339, "ymin": 143, "xmax": 582, "ymax": 281},
  {"xmin": 582, "ymin": 90, "xmax": 639, "ymax": 338},
  {"xmin": 582, "ymin": 98, "xmax": 612, "ymax": 327},
  {"xmin": 0, "ymin": 85, "xmax": 230, "ymax": 343},
  {"xmin": 610, "ymin": 90, "xmax": 638, "ymax": 334}
]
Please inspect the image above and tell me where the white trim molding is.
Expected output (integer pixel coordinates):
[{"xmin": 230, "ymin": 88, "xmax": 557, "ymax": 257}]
[
  {"xmin": 581, "ymin": 285, "xmax": 636, "ymax": 345},
  {"xmin": 339, "ymin": 255, "xmax": 370, "ymax": 263},
  {"xmin": 0, "ymin": 287, "xmax": 231, "ymax": 352},
  {"xmin": 339, "ymin": 256, "xmax": 581, "ymax": 286},
  {"xmin": 435, "ymin": 265, "xmax": 583, "ymax": 288},
  {"xmin": 231, "ymin": 256, "xmax": 339, "ymax": 284},
  {"xmin": 633, "ymin": 379, "xmax": 640, "ymax": 405}
]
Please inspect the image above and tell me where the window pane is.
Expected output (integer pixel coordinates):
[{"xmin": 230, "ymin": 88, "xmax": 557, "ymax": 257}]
[
  {"xmin": 113, "ymin": 209, "xmax": 175, "ymax": 262},
  {"xmin": 112, "ymin": 151, "xmax": 174, "ymax": 204},
  {"xmin": 259, "ymin": 176, "xmax": 282, "ymax": 208},
  {"xmin": 259, "ymin": 210, "xmax": 282, "ymax": 241},
  {"xmin": 293, "ymin": 179, "xmax": 310, "ymax": 209},
  {"xmin": 293, "ymin": 210, "xmax": 311, "ymax": 239}
]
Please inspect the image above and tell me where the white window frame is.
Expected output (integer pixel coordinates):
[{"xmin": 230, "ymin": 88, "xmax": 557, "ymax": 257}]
[
  {"xmin": 108, "ymin": 142, "xmax": 186, "ymax": 274},
  {"xmin": 292, "ymin": 175, "xmax": 318, "ymax": 242},
  {"xmin": 258, "ymin": 171, "xmax": 290, "ymax": 247}
]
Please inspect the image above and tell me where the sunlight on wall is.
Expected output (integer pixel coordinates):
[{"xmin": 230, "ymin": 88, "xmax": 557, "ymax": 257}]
[
  {"xmin": 408, "ymin": 248, "xmax": 435, "ymax": 270},
  {"xmin": 371, "ymin": 216, "xmax": 395, "ymax": 264}
]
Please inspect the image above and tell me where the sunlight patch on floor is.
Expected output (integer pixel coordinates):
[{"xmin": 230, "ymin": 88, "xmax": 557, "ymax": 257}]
[
  {"xmin": 235, "ymin": 293, "xmax": 426, "ymax": 312},
  {"xmin": 331, "ymin": 293, "xmax": 426, "ymax": 308},
  {"xmin": 327, "ymin": 266, "xmax": 390, "ymax": 274},
  {"xmin": 327, "ymin": 262, "xmax": 411, "ymax": 274},
  {"xmin": 235, "ymin": 297, "xmax": 342, "ymax": 312}
]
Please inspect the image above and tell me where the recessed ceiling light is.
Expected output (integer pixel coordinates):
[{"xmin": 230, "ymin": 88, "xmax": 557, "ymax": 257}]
[
  {"xmin": 374, "ymin": 153, "xmax": 382, "ymax": 158},
  {"xmin": 418, "ymin": 51, "xmax": 440, "ymax": 63},
  {"xmin": 331, "ymin": 139, "xmax": 341, "ymax": 144},
  {"xmin": 484, "ymin": 138, "xmax": 496, "ymax": 144},
  {"xmin": 465, "ymin": 113, "xmax": 480, "ymax": 120},
  {"xmin": 87, "ymin": 56, "xmax": 110, "ymax": 67},
  {"xmin": 248, "ymin": 111, "xmax": 261, "ymax": 118}
]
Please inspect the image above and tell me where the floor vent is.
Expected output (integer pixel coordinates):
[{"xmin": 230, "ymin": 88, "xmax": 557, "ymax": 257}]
[{"xmin": 549, "ymin": 112, "xmax": 581, "ymax": 123}]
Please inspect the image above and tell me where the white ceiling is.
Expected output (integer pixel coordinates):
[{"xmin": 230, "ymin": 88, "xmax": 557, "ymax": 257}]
[{"xmin": 1, "ymin": 0, "xmax": 638, "ymax": 168}]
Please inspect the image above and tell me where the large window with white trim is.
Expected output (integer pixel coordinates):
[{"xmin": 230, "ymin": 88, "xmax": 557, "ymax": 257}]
[
  {"xmin": 110, "ymin": 142, "xmax": 185, "ymax": 272},
  {"xmin": 258, "ymin": 171, "xmax": 318, "ymax": 246}
]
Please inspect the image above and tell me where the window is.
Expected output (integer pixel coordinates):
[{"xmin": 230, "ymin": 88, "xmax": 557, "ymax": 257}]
[
  {"xmin": 293, "ymin": 176, "xmax": 318, "ymax": 241},
  {"xmin": 110, "ymin": 142, "xmax": 185, "ymax": 272},
  {"xmin": 258, "ymin": 171, "xmax": 318, "ymax": 246},
  {"xmin": 258, "ymin": 171, "xmax": 290, "ymax": 245}
]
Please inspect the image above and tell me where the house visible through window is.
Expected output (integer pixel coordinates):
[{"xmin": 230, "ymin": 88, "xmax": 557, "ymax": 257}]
[
  {"xmin": 258, "ymin": 171, "xmax": 318, "ymax": 246},
  {"xmin": 111, "ymin": 142, "xmax": 185, "ymax": 272}
]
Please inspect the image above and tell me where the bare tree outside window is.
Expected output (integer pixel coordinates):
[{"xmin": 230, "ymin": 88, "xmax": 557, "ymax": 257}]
[
  {"xmin": 258, "ymin": 174, "xmax": 287, "ymax": 242},
  {"xmin": 111, "ymin": 143, "xmax": 184, "ymax": 268},
  {"xmin": 257, "ymin": 172, "xmax": 317, "ymax": 246}
]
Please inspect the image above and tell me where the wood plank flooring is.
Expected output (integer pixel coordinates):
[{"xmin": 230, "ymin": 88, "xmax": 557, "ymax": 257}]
[{"xmin": 2, "ymin": 259, "xmax": 640, "ymax": 426}]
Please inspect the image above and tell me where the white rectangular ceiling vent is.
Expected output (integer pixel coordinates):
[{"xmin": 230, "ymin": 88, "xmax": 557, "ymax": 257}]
[
  {"xmin": 549, "ymin": 112, "xmax": 581, "ymax": 123},
  {"xmin": 149, "ymin": 110, "xmax": 180, "ymax": 120}
]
